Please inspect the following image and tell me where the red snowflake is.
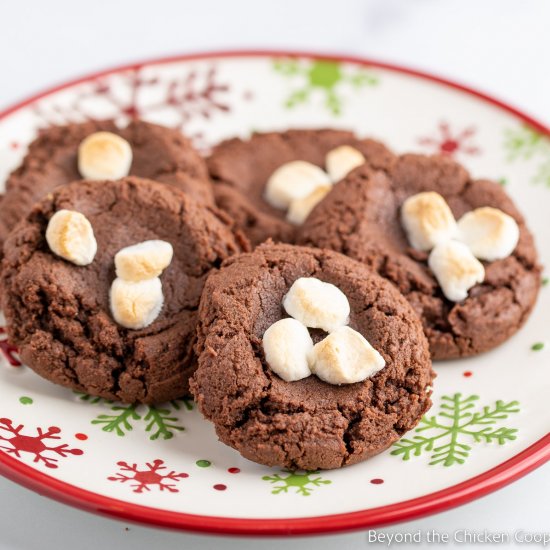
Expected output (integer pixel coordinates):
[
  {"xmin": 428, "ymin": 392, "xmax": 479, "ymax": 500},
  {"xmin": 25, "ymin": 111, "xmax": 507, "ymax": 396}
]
[
  {"xmin": 164, "ymin": 66, "xmax": 230, "ymax": 123},
  {"xmin": 418, "ymin": 121, "xmax": 481, "ymax": 156},
  {"xmin": 0, "ymin": 418, "xmax": 83, "ymax": 469},
  {"xmin": 108, "ymin": 459, "xmax": 189, "ymax": 493},
  {"xmin": 0, "ymin": 328, "xmax": 21, "ymax": 367},
  {"xmin": 33, "ymin": 65, "xmax": 232, "ymax": 135},
  {"xmin": 92, "ymin": 70, "xmax": 159, "ymax": 120}
]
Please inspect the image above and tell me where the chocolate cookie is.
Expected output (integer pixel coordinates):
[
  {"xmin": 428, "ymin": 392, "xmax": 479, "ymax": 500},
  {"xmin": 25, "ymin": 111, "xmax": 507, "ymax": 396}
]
[
  {"xmin": 0, "ymin": 119, "xmax": 214, "ymax": 250},
  {"xmin": 207, "ymin": 129, "xmax": 395, "ymax": 246},
  {"xmin": 1, "ymin": 177, "xmax": 247, "ymax": 404},
  {"xmin": 190, "ymin": 243, "xmax": 434, "ymax": 470},
  {"xmin": 298, "ymin": 154, "xmax": 541, "ymax": 359}
]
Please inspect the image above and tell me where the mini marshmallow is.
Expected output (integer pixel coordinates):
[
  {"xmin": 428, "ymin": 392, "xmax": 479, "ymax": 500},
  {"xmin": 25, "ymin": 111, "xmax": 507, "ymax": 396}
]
[
  {"xmin": 78, "ymin": 131, "xmax": 133, "ymax": 180},
  {"xmin": 110, "ymin": 277, "xmax": 164, "ymax": 330},
  {"xmin": 262, "ymin": 318, "xmax": 313, "ymax": 382},
  {"xmin": 115, "ymin": 240, "xmax": 173, "ymax": 282},
  {"xmin": 325, "ymin": 145, "xmax": 365, "ymax": 182},
  {"xmin": 264, "ymin": 161, "xmax": 331, "ymax": 210},
  {"xmin": 45, "ymin": 209, "xmax": 97, "ymax": 266},
  {"xmin": 283, "ymin": 277, "xmax": 350, "ymax": 332},
  {"xmin": 310, "ymin": 326, "xmax": 386, "ymax": 385},
  {"xmin": 401, "ymin": 192, "xmax": 458, "ymax": 251},
  {"xmin": 286, "ymin": 185, "xmax": 331, "ymax": 225},
  {"xmin": 428, "ymin": 240, "xmax": 485, "ymax": 302},
  {"xmin": 457, "ymin": 207, "xmax": 520, "ymax": 261}
]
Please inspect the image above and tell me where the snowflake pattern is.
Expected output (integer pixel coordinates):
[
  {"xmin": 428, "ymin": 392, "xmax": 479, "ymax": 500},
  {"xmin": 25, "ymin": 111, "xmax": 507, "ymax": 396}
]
[
  {"xmin": 262, "ymin": 470, "xmax": 332, "ymax": 496},
  {"xmin": 391, "ymin": 394, "xmax": 519, "ymax": 466},
  {"xmin": 418, "ymin": 121, "xmax": 481, "ymax": 156},
  {"xmin": 108, "ymin": 459, "xmax": 188, "ymax": 493},
  {"xmin": 0, "ymin": 328, "xmax": 21, "ymax": 367},
  {"xmin": 32, "ymin": 65, "xmax": 237, "ymax": 152},
  {"xmin": 0, "ymin": 56, "xmax": 542, "ymax": 509},
  {"xmin": 79, "ymin": 394, "xmax": 192, "ymax": 440},
  {"xmin": 273, "ymin": 58, "xmax": 378, "ymax": 115},
  {"xmin": 504, "ymin": 123, "xmax": 550, "ymax": 187},
  {"xmin": 0, "ymin": 418, "xmax": 83, "ymax": 469}
]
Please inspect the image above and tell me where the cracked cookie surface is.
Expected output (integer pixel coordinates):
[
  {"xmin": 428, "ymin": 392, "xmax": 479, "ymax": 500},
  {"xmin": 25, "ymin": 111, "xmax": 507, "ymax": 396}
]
[
  {"xmin": 207, "ymin": 129, "xmax": 395, "ymax": 246},
  {"xmin": 1, "ymin": 177, "xmax": 247, "ymax": 404},
  {"xmin": 0, "ymin": 119, "xmax": 215, "ymax": 250},
  {"xmin": 190, "ymin": 243, "xmax": 434, "ymax": 470},
  {"xmin": 298, "ymin": 154, "xmax": 541, "ymax": 359}
]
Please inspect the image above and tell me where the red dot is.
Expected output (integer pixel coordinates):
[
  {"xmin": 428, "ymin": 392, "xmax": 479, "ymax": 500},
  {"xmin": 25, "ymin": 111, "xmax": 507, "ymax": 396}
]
[
  {"xmin": 227, "ymin": 468, "xmax": 240, "ymax": 474},
  {"xmin": 463, "ymin": 371, "xmax": 473, "ymax": 377},
  {"xmin": 370, "ymin": 478, "xmax": 384, "ymax": 485},
  {"xmin": 75, "ymin": 433, "xmax": 88, "ymax": 440},
  {"xmin": 440, "ymin": 140, "xmax": 458, "ymax": 154},
  {"xmin": 10, "ymin": 142, "xmax": 20, "ymax": 150},
  {"xmin": 213, "ymin": 484, "xmax": 227, "ymax": 491}
]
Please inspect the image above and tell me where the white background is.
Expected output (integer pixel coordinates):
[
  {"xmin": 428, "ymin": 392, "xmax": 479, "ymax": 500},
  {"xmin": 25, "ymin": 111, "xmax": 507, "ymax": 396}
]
[{"xmin": 0, "ymin": 1, "xmax": 548, "ymax": 548}]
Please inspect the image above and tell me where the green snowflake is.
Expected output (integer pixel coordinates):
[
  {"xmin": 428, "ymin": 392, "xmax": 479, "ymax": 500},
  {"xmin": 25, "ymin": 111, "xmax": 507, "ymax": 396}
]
[
  {"xmin": 504, "ymin": 124, "xmax": 550, "ymax": 187},
  {"xmin": 273, "ymin": 58, "xmax": 378, "ymax": 115},
  {"xmin": 391, "ymin": 394, "xmax": 519, "ymax": 467},
  {"xmin": 77, "ymin": 393, "xmax": 193, "ymax": 441},
  {"xmin": 92, "ymin": 404, "xmax": 141, "ymax": 437},
  {"xmin": 262, "ymin": 470, "xmax": 332, "ymax": 496}
]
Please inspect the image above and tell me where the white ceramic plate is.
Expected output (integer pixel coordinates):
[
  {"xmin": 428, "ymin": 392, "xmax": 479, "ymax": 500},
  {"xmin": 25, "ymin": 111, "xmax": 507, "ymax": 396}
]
[{"xmin": 0, "ymin": 51, "xmax": 548, "ymax": 536}]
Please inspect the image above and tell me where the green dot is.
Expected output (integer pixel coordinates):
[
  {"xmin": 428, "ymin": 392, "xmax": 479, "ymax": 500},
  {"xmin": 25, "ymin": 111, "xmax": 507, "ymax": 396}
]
[
  {"xmin": 531, "ymin": 342, "xmax": 545, "ymax": 351},
  {"xmin": 542, "ymin": 277, "xmax": 549, "ymax": 287},
  {"xmin": 196, "ymin": 459, "xmax": 211, "ymax": 468},
  {"xmin": 19, "ymin": 396, "xmax": 33, "ymax": 405},
  {"xmin": 498, "ymin": 177, "xmax": 508, "ymax": 186}
]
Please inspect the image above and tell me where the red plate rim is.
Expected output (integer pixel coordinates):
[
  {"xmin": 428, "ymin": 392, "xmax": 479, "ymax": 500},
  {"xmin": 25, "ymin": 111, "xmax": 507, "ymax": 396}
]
[{"xmin": 0, "ymin": 50, "xmax": 549, "ymax": 536}]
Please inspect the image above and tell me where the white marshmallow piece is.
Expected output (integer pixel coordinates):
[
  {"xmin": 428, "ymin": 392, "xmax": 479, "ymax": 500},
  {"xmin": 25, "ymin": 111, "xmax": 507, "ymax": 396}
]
[
  {"xmin": 310, "ymin": 326, "xmax": 386, "ymax": 385},
  {"xmin": 262, "ymin": 318, "xmax": 313, "ymax": 382},
  {"xmin": 428, "ymin": 241, "xmax": 485, "ymax": 302},
  {"xmin": 283, "ymin": 277, "xmax": 350, "ymax": 332},
  {"xmin": 110, "ymin": 277, "xmax": 164, "ymax": 330},
  {"xmin": 78, "ymin": 131, "xmax": 133, "ymax": 180},
  {"xmin": 286, "ymin": 185, "xmax": 331, "ymax": 225},
  {"xmin": 457, "ymin": 207, "xmax": 520, "ymax": 261},
  {"xmin": 115, "ymin": 240, "xmax": 173, "ymax": 282},
  {"xmin": 325, "ymin": 145, "xmax": 365, "ymax": 182},
  {"xmin": 45, "ymin": 209, "xmax": 97, "ymax": 266},
  {"xmin": 264, "ymin": 161, "xmax": 331, "ymax": 210},
  {"xmin": 401, "ymin": 192, "xmax": 458, "ymax": 251}
]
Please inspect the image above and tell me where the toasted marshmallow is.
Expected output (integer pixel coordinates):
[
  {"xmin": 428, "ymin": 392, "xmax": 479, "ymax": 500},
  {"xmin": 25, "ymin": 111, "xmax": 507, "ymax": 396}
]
[
  {"xmin": 264, "ymin": 161, "xmax": 331, "ymax": 210},
  {"xmin": 428, "ymin": 241, "xmax": 485, "ymax": 302},
  {"xmin": 457, "ymin": 207, "xmax": 520, "ymax": 261},
  {"xmin": 115, "ymin": 240, "xmax": 173, "ymax": 282},
  {"xmin": 325, "ymin": 145, "xmax": 365, "ymax": 182},
  {"xmin": 286, "ymin": 185, "xmax": 331, "ymax": 225},
  {"xmin": 401, "ymin": 192, "xmax": 458, "ymax": 251},
  {"xmin": 262, "ymin": 318, "xmax": 313, "ymax": 382},
  {"xmin": 283, "ymin": 277, "xmax": 350, "ymax": 332},
  {"xmin": 78, "ymin": 131, "xmax": 133, "ymax": 180},
  {"xmin": 110, "ymin": 277, "xmax": 164, "ymax": 329},
  {"xmin": 310, "ymin": 326, "xmax": 386, "ymax": 385},
  {"xmin": 45, "ymin": 209, "xmax": 97, "ymax": 266}
]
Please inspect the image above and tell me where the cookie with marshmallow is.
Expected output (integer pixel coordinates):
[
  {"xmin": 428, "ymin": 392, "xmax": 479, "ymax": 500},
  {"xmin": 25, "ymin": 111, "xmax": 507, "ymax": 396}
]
[
  {"xmin": 207, "ymin": 128, "xmax": 396, "ymax": 246},
  {"xmin": 299, "ymin": 153, "xmax": 541, "ymax": 359},
  {"xmin": 0, "ymin": 119, "xmax": 215, "ymax": 254},
  {"xmin": 190, "ymin": 243, "xmax": 434, "ymax": 470},
  {"xmin": 1, "ymin": 177, "xmax": 247, "ymax": 404}
]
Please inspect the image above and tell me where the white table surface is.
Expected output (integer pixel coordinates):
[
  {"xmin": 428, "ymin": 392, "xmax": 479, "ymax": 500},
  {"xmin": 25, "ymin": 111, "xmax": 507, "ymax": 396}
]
[{"xmin": 0, "ymin": 1, "xmax": 548, "ymax": 548}]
